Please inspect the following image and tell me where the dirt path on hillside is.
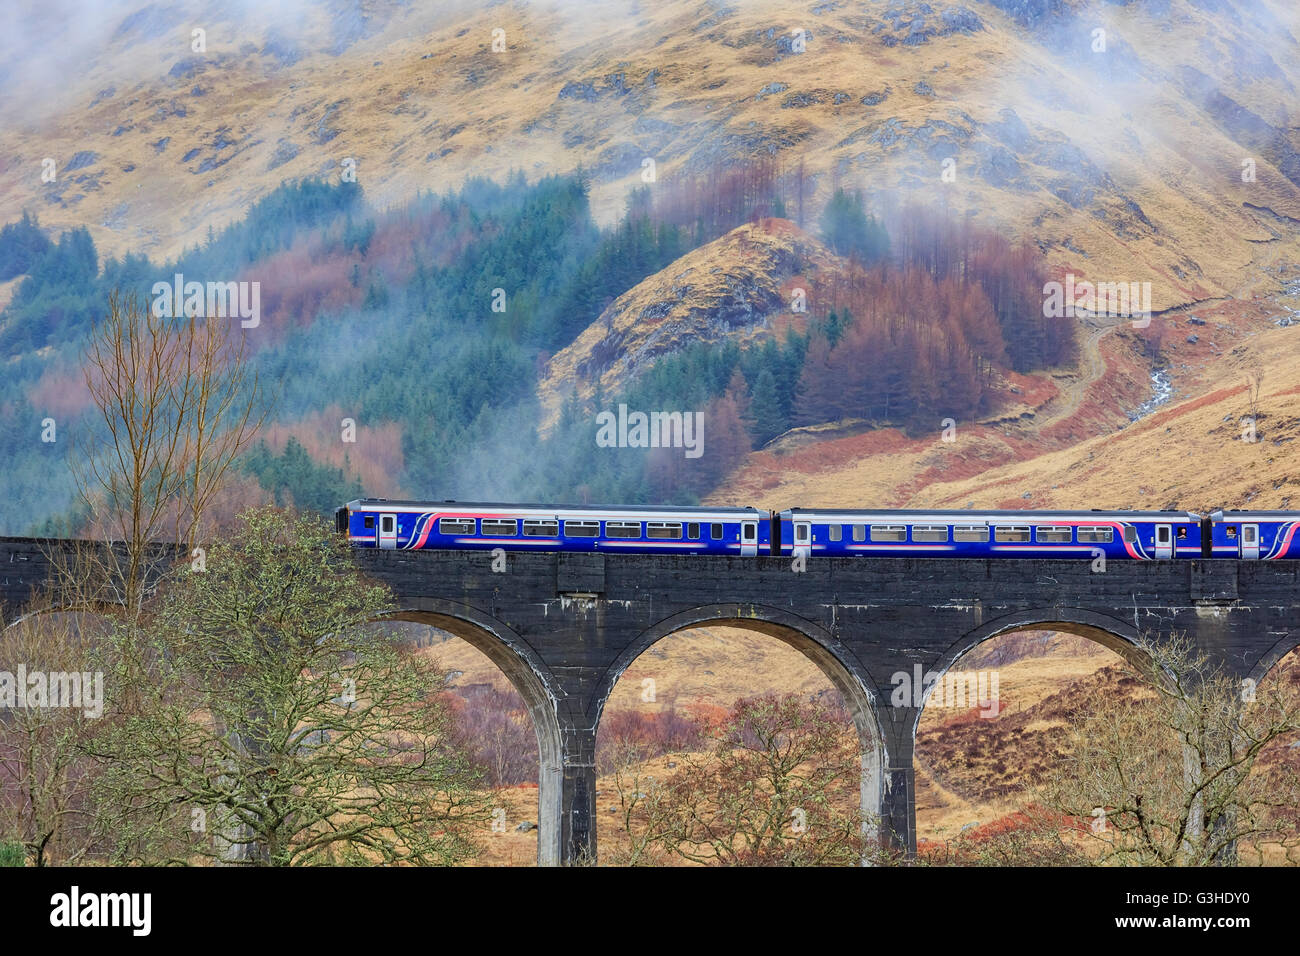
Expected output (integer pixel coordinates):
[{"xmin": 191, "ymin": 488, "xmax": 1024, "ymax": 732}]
[
  {"xmin": 1171, "ymin": 239, "xmax": 1287, "ymax": 317},
  {"xmin": 1002, "ymin": 315, "xmax": 1123, "ymax": 439},
  {"xmin": 1003, "ymin": 239, "xmax": 1287, "ymax": 442},
  {"xmin": 914, "ymin": 756, "xmax": 976, "ymax": 817},
  {"xmin": 1230, "ymin": 239, "xmax": 1287, "ymax": 300}
]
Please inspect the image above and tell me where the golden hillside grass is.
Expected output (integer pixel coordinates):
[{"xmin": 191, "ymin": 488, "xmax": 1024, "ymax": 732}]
[
  {"xmin": 3, "ymin": 0, "xmax": 1299, "ymax": 312},
  {"xmin": 909, "ymin": 317, "xmax": 1300, "ymax": 514}
]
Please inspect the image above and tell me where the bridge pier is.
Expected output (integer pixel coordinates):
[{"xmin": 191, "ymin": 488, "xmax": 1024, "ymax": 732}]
[
  {"xmin": 559, "ymin": 723, "xmax": 598, "ymax": 864},
  {"xmin": 874, "ymin": 702, "xmax": 919, "ymax": 858}
]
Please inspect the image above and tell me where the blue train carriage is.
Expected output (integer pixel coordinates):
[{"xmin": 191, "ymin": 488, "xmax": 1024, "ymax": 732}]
[
  {"xmin": 775, "ymin": 509, "xmax": 1204, "ymax": 560},
  {"xmin": 1207, "ymin": 510, "xmax": 1300, "ymax": 559},
  {"xmin": 337, "ymin": 499, "xmax": 772, "ymax": 555}
]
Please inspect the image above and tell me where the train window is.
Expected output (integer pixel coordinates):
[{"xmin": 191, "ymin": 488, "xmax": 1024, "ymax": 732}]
[
  {"xmin": 439, "ymin": 518, "xmax": 475, "ymax": 535},
  {"xmin": 647, "ymin": 522, "xmax": 682, "ymax": 539},
  {"xmin": 913, "ymin": 526, "xmax": 948, "ymax": 542},
  {"xmin": 565, "ymin": 520, "xmax": 599, "ymax": 537},
  {"xmin": 381, "ymin": 515, "xmax": 395, "ymax": 533},
  {"xmin": 794, "ymin": 524, "xmax": 809, "ymax": 544},
  {"xmin": 852, "ymin": 525, "xmax": 866, "ymax": 542},
  {"xmin": 1123, "ymin": 526, "xmax": 1138, "ymax": 543},
  {"xmin": 687, "ymin": 523, "xmax": 700, "ymax": 540},
  {"xmin": 1035, "ymin": 526, "xmax": 1072, "ymax": 543},
  {"xmin": 871, "ymin": 525, "xmax": 907, "ymax": 542},
  {"xmin": 953, "ymin": 526, "xmax": 988, "ymax": 542},
  {"xmin": 1077, "ymin": 527, "xmax": 1113, "ymax": 543},
  {"xmin": 481, "ymin": 519, "xmax": 518, "ymax": 536},
  {"xmin": 364, "ymin": 516, "xmax": 374, "ymax": 529},
  {"xmin": 994, "ymin": 526, "xmax": 1031, "ymax": 542},
  {"xmin": 710, "ymin": 523, "xmax": 723, "ymax": 539},
  {"xmin": 523, "ymin": 519, "xmax": 559, "ymax": 536},
  {"xmin": 606, "ymin": 521, "xmax": 642, "ymax": 538},
  {"xmin": 1225, "ymin": 526, "xmax": 1237, "ymax": 539},
  {"xmin": 828, "ymin": 524, "xmax": 842, "ymax": 542}
]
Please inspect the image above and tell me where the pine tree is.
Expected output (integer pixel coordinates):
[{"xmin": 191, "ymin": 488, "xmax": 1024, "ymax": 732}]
[
  {"xmin": 824, "ymin": 310, "xmax": 844, "ymax": 348},
  {"xmin": 725, "ymin": 367, "xmax": 753, "ymax": 435},
  {"xmin": 819, "ymin": 190, "xmax": 889, "ymax": 265},
  {"xmin": 558, "ymin": 388, "xmax": 583, "ymax": 431},
  {"xmin": 748, "ymin": 368, "xmax": 786, "ymax": 446}
]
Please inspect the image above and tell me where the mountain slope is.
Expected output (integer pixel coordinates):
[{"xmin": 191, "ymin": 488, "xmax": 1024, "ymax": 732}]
[
  {"xmin": 709, "ymin": 285, "xmax": 1300, "ymax": 512},
  {"xmin": 538, "ymin": 218, "xmax": 836, "ymax": 428},
  {"xmin": 3, "ymin": 0, "xmax": 1299, "ymax": 310}
]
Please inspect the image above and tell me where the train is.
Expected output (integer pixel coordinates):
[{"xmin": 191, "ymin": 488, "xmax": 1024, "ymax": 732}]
[{"xmin": 336, "ymin": 499, "xmax": 1298, "ymax": 560}]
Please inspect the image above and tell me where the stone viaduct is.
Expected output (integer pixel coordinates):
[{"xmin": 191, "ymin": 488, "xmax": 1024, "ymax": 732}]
[{"xmin": 4, "ymin": 536, "xmax": 1300, "ymax": 865}]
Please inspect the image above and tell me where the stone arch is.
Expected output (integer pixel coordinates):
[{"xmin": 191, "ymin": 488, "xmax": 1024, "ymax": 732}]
[
  {"xmin": 1246, "ymin": 633, "xmax": 1300, "ymax": 688},
  {"xmin": 904, "ymin": 606, "xmax": 1159, "ymax": 856},
  {"xmin": 379, "ymin": 597, "xmax": 566, "ymax": 867},
  {"xmin": 919, "ymin": 607, "xmax": 1148, "ymax": 739},
  {"xmin": 921, "ymin": 606, "xmax": 1272, "ymax": 857},
  {"xmin": 592, "ymin": 602, "xmax": 887, "ymax": 845}
]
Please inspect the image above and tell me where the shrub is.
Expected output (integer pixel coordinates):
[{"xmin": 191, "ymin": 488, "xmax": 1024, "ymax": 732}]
[{"xmin": 0, "ymin": 841, "xmax": 24, "ymax": 867}]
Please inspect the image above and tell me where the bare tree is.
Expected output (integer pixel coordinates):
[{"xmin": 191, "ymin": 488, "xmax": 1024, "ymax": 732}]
[
  {"xmin": 73, "ymin": 289, "xmax": 266, "ymax": 617},
  {"xmin": 1245, "ymin": 361, "xmax": 1265, "ymax": 427},
  {"xmin": 0, "ymin": 598, "xmax": 112, "ymax": 865},
  {"xmin": 1039, "ymin": 633, "xmax": 1300, "ymax": 865},
  {"xmin": 602, "ymin": 739, "xmax": 679, "ymax": 866},
  {"xmin": 88, "ymin": 508, "xmax": 489, "ymax": 866},
  {"xmin": 612, "ymin": 693, "xmax": 879, "ymax": 866}
]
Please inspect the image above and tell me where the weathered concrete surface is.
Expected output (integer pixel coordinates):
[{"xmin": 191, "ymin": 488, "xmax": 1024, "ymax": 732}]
[{"xmin": 5, "ymin": 538, "xmax": 1299, "ymax": 864}]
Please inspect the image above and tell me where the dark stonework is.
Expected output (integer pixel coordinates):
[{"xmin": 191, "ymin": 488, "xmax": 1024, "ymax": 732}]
[{"xmin": 5, "ymin": 537, "xmax": 1300, "ymax": 864}]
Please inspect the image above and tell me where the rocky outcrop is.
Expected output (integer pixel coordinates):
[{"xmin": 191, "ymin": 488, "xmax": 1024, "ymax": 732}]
[{"xmin": 537, "ymin": 220, "xmax": 839, "ymax": 430}]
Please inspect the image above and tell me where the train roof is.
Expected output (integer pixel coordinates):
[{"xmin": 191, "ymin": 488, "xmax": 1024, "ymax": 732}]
[
  {"xmin": 345, "ymin": 499, "xmax": 761, "ymax": 515},
  {"xmin": 345, "ymin": 501, "xmax": 1217, "ymax": 520},
  {"xmin": 1214, "ymin": 510, "xmax": 1300, "ymax": 518},
  {"xmin": 782, "ymin": 508, "xmax": 1202, "ymax": 521}
]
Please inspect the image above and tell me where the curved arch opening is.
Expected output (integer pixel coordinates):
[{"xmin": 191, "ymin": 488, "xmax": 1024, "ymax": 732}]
[
  {"xmin": 929, "ymin": 611, "xmax": 1152, "ymax": 703},
  {"xmin": 915, "ymin": 612, "xmax": 1156, "ymax": 863},
  {"xmin": 380, "ymin": 609, "xmax": 564, "ymax": 867},
  {"xmin": 1241, "ymin": 644, "xmax": 1300, "ymax": 864},
  {"xmin": 591, "ymin": 608, "xmax": 884, "ymax": 866}
]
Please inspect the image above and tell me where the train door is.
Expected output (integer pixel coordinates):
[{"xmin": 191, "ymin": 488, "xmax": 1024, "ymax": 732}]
[
  {"xmin": 1241, "ymin": 524, "xmax": 1260, "ymax": 559},
  {"xmin": 741, "ymin": 520, "xmax": 758, "ymax": 557},
  {"xmin": 1154, "ymin": 523, "xmax": 1172, "ymax": 559},
  {"xmin": 378, "ymin": 512, "xmax": 398, "ymax": 550},
  {"xmin": 793, "ymin": 521, "xmax": 811, "ymax": 556}
]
